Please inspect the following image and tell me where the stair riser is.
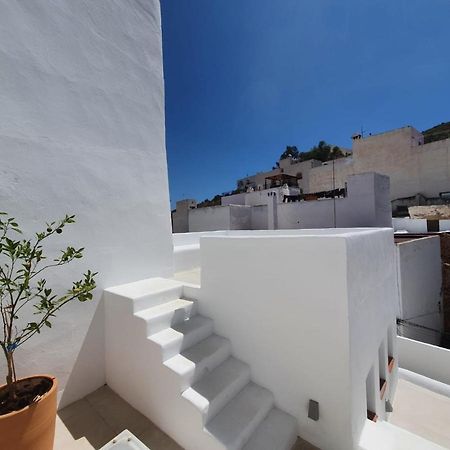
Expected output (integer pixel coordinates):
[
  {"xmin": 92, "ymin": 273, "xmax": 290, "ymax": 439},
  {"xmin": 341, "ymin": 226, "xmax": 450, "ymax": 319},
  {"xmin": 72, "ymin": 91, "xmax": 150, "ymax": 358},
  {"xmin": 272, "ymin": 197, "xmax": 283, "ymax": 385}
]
[
  {"xmin": 164, "ymin": 338, "xmax": 232, "ymax": 392},
  {"xmin": 144, "ymin": 303, "xmax": 197, "ymax": 336},
  {"xmin": 133, "ymin": 286, "xmax": 184, "ymax": 312},
  {"xmin": 191, "ymin": 342, "xmax": 231, "ymax": 386},
  {"xmin": 234, "ymin": 401, "xmax": 273, "ymax": 450},
  {"xmin": 157, "ymin": 322, "xmax": 215, "ymax": 361},
  {"xmin": 232, "ymin": 399, "xmax": 274, "ymax": 450},
  {"xmin": 180, "ymin": 321, "xmax": 214, "ymax": 352}
]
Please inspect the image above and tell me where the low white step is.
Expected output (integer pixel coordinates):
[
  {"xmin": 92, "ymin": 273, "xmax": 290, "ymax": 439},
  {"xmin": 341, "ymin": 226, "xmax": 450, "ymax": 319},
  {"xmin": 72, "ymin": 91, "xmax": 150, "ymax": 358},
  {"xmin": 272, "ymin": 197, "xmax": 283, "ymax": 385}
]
[
  {"xmin": 205, "ymin": 382, "xmax": 274, "ymax": 450},
  {"xmin": 150, "ymin": 315, "xmax": 214, "ymax": 361},
  {"xmin": 182, "ymin": 357, "xmax": 251, "ymax": 423},
  {"xmin": 135, "ymin": 299, "xmax": 196, "ymax": 335},
  {"xmin": 164, "ymin": 334, "xmax": 231, "ymax": 391},
  {"xmin": 105, "ymin": 277, "xmax": 184, "ymax": 313},
  {"xmin": 243, "ymin": 408, "xmax": 298, "ymax": 450}
]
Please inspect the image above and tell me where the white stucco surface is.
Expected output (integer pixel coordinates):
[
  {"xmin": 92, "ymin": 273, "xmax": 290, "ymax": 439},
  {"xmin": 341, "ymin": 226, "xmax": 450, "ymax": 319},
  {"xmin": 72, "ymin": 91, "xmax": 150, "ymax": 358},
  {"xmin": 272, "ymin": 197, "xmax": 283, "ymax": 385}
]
[
  {"xmin": 395, "ymin": 237, "xmax": 442, "ymax": 345},
  {"xmin": 0, "ymin": 0, "xmax": 173, "ymax": 407},
  {"xmin": 199, "ymin": 228, "xmax": 398, "ymax": 450},
  {"xmin": 189, "ymin": 205, "xmax": 252, "ymax": 232},
  {"xmin": 185, "ymin": 173, "xmax": 391, "ymax": 232},
  {"xmin": 392, "ymin": 218, "xmax": 428, "ymax": 233},
  {"xmin": 397, "ymin": 336, "xmax": 450, "ymax": 386}
]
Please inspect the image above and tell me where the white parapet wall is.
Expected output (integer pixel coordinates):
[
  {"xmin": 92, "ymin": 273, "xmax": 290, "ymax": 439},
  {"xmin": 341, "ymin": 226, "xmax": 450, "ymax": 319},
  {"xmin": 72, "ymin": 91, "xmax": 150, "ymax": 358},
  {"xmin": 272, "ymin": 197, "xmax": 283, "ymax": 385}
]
[
  {"xmin": 395, "ymin": 236, "xmax": 443, "ymax": 345},
  {"xmin": 397, "ymin": 336, "xmax": 450, "ymax": 386},
  {"xmin": 188, "ymin": 205, "xmax": 252, "ymax": 232},
  {"xmin": 0, "ymin": 0, "xmax": 173, "ymax": 407},
  {"xmin": 198, "ymin": 228, "xmax": 398, "ymax": 450},
  {"xmin": 393, "ymin": 217, "xmax": 450, "ymax": 233},
  {"xmin": 185, "ymin": 172, "xmax": 392, "ymax": 232}
]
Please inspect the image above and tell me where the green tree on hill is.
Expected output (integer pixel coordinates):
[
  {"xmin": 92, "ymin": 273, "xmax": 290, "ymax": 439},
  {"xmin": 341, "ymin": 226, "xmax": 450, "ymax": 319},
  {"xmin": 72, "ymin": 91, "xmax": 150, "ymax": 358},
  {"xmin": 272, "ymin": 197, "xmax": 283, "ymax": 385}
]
[{"xmin": 278, "ymin": 141, "xmax": 345, "ymax": 163}]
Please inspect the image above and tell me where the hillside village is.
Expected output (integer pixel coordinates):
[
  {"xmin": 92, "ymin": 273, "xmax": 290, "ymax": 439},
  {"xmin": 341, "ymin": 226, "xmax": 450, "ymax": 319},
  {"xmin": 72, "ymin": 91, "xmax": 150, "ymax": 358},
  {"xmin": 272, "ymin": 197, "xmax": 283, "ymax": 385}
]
[{"xmin": 2, "ymin": 2, "xmax": 450, "ymax": 450}]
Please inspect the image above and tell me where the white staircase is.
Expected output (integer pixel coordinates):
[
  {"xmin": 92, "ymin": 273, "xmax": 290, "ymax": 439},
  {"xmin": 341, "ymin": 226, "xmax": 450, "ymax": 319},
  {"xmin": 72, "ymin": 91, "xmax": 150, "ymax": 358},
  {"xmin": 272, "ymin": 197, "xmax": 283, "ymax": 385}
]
[{"xmin": 104, "ymin": 278, "xmax": 297, "ymax": 450}]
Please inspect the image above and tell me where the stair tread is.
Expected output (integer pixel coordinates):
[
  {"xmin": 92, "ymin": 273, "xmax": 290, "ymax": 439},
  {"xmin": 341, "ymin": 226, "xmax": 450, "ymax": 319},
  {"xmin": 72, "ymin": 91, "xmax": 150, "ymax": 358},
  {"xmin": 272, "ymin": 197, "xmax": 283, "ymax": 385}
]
[
  {"xmin": 150, "ymin": 315, "xmax": 214, "ymax": 360},
  {"xmin": 205, "ymin": 382, "xmax": 274, "ymax": 450},
  {"xmin": 105, "ymin": 277, "xmax": 182, "ymax": 299},
  {"xmin": 172, "ymin": 314, "xmax": 212, "ymax": 335},
  {"xmin": 243, "ymin": 408, "xmax": 298, "ymax": 450},
  {"xmin": 151, "ymin": 315, "xmax": 212, "ymax": 345},
  {"xmin": 182, "ymin": 334, "xmax": 230, "ymax": 364},
  {"xmin": 182, "ymin": 357, "xmax": 250, "ymax": 418},
  {"xmin": 134, "ymin": 298, "xmax": 193, "ymax": 320},
  {"xmin": 165, "ymin": 334, "xmax": 231, "ymax": 376}
]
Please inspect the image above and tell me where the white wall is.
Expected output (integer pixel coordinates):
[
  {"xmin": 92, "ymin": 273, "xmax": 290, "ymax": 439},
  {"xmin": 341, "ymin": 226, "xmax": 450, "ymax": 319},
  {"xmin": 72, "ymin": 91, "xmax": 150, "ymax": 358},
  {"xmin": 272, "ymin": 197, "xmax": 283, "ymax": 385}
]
[
  {"xmin": 194, "ymin": 173, "xmax": 391, "ymax": 232},
  {"xmin": 230, "ymin": 205, "xmax": 252, "ymax": 230},
  {"xmin": 189, "ymin": 205, "xmax": 252, "ymax": 232},
  {"xmin": 397, "ymin": 336, "xmax": 450, "ymax": 385},
  {"xmin": 0, "ymin": 0, "xmax": 173, "ymax": 408},
  {"xmin": 251, "ymin": 205, "xmax": 268, "ymax": 229},
  {"xmin": 392, "ymin": 218, "xmax": 428, "ymax": 233},
  {"xmin": 172, "ymin": 231, "xmax": 227, "ymax": 272},
  {"xmin": 199, "ymin": 228, "xmax": 398, "ymax": 450},
  {"xmin": 276, "ymin": 173, "xmax": 392, "ymax": 230},
  {"xmin": 396, "ymin": 237, "xmax": 442, "ymax": 345},
  {"xmin": 189, "ymin": 206, "xmax": 231, "ymax": 232}
]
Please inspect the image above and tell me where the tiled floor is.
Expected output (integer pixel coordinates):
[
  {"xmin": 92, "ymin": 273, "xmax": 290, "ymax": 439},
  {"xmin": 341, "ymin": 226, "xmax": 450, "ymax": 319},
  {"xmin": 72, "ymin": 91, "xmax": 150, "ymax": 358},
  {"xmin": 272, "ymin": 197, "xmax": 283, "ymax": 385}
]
[
  {"xmin": 56, "ymin": 385, "xmax": 182, "ymax": 450},
  {"xmin": 56, "ymin": 385, "xmax": 319, "ymax": 449},
  {"xmin": 390, "ymin": 377, "xmax": 450, "ymax": 448}
]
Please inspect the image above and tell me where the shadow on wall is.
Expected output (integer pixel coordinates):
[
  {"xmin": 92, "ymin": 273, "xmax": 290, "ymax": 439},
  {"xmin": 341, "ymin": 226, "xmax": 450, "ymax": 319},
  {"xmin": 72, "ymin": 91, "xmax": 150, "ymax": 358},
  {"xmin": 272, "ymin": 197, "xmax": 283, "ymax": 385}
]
[{"xmin": 59, "ymin": 297, "xmax": 106, "ymax": 409}]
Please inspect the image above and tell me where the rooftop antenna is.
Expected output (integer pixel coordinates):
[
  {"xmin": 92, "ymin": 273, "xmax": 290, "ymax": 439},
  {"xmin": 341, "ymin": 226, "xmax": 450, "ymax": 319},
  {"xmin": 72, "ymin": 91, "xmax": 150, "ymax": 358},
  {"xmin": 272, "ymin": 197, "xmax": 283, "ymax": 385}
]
[{"xmin": 360, "ymin": 125, "xmax": 365, "ymax": 138}]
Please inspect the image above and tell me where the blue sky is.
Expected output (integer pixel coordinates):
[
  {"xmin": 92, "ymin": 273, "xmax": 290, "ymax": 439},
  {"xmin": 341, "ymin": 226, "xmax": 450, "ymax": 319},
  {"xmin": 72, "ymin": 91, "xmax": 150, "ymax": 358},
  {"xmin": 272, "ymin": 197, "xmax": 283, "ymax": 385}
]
[{"xmin": 161, "ymin": 0, "xmax": 450, "ymax": 208}]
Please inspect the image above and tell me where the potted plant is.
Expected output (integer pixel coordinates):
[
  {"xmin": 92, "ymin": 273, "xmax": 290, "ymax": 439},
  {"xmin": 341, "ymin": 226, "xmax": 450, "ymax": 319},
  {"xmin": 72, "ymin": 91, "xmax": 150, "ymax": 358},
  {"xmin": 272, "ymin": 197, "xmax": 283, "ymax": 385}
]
[{"xmin": 0, "ymin": 213, "xmax": 96, "ymax": 450}]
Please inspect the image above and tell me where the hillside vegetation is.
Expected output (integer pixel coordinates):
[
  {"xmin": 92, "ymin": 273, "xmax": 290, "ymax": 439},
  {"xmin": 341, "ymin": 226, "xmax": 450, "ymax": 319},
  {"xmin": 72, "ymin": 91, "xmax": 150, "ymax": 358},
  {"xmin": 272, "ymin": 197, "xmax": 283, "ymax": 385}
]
[{"xmin": 423, "ymin": 121, "xmax": 450, "ymax": 144}]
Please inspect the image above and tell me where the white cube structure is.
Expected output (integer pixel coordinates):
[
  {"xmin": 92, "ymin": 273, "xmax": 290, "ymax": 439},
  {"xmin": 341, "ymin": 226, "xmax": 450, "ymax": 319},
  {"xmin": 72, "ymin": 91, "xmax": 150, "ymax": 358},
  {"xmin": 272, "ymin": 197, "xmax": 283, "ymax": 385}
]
[{"xmin": 199, "ymin": 228, "xmax": 398, "ymax": 450}]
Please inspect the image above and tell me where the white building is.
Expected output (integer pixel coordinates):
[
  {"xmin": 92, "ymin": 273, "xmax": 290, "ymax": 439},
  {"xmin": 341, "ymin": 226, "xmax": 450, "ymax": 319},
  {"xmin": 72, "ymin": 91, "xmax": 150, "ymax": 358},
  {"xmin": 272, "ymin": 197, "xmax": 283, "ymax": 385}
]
[
  {"xmin": 236, "ymin": 126, "xmax": 450, "ymax": 214},
  {"xmin": 173, "ymin": 172, "xmax": 392, "ymax": 233},
  {"xmin": 1, "ymin": 2, "xmax": 450, "ymax": 450}
]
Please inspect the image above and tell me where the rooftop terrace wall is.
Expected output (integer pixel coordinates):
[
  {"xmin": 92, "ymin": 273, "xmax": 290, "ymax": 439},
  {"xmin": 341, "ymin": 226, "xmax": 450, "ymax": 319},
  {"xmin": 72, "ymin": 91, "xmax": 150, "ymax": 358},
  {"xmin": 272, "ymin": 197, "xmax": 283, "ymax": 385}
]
[
  {"xmin": 199, "ymin": 228, "xmax": 398, "ymax": 450},
  {"xmin": 0, "ymin": 0, "xmax": 173, "ymax": 407}
]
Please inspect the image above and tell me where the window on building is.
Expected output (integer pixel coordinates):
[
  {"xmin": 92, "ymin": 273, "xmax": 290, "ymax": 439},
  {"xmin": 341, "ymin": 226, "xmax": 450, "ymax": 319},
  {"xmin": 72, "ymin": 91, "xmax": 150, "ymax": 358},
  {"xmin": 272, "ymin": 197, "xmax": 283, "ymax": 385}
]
[{"xmin": 296, "ymin": 172, "xmax": 303, "ymax": 179}]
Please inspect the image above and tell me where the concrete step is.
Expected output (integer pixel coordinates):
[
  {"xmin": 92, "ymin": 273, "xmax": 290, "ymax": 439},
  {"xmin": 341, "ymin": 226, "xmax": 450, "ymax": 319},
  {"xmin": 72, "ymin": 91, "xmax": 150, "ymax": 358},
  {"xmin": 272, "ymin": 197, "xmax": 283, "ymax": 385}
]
[
  {"xmin": 105, "ymin": 277, "xmax": 184, "ymax": 313},
  {"xmin": 182, "ymin": 357, "xmax": 251, "ymax": 423},
  {"xmin": 135, "ymin": 298, "xmax": 196, "ymax": 335},
  {"xmin": 150, "ymin": 315, "xmax": 214, "ymax": 361},
  {"xmin": 164, "ymin": 334, "xmax": 231, "ymax": 391},
  {"xmin": 205, "ymin": 382, "xmax": 274, "ymax": 450},
  {"xmin": 243, "ymin": 408, "xmax": 298, "ymax": 450}
]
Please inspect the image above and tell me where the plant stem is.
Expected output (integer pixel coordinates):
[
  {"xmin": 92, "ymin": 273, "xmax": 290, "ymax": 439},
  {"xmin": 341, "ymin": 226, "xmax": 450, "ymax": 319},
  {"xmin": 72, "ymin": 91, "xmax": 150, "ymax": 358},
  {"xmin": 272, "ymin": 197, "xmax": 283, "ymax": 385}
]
[{"xmin": 3, "ymin": 347, "xmax": 17, "ymax": 402}]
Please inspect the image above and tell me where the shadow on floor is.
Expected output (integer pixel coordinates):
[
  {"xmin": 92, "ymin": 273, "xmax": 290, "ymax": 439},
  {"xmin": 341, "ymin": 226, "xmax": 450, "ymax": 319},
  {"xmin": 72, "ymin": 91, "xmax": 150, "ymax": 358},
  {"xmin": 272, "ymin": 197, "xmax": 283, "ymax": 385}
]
[
  {"xmin": 56, "ymin": 384, "xmax": 319, "ymax": 450},
  {"xmin": 56, "ymin": 385, "xmax": 182, "ymax": 449}
]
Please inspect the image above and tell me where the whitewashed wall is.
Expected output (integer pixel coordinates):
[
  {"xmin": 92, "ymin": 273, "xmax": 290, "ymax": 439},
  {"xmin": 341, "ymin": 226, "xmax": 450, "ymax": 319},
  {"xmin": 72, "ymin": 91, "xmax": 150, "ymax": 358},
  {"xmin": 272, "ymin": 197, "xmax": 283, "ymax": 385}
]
[
  {"xmin": 392, "ymin": 218, "xmax": 428, "ymax": 233},
  {"xmin": 396, "ymin": 237, "xmax": 442, "ymax": 345},
  {"xmin": 189, "ymin": 207, "xmax": 231, "ymax": 232},
  {"xmin": 199, "ymin": 229, "xmax": 398, "ymax": 450},
  {"xmin": 189, "ymin": 205, "xmax": 252, "ymax": 232},
  {"xmin": 251, "ymin": 205, "xmax": 268, "ymax": 229},
  {"xmin": 393, "ymin": 217, "xmax": 450, "ymax": 233},
  {"xmin": 397, "ymin": 336, "xmax": 450, "ymax": 385},
  {"xmin": 0, "ymin": 0, "xmax": 173, "ymax": 408},
  {"xmin": 277, "ymin": 173, "xmax": 391, "ymax": 229},
  {"xmin": 193, "ymin": 173, "xmax": 391, "ymax": 232}
]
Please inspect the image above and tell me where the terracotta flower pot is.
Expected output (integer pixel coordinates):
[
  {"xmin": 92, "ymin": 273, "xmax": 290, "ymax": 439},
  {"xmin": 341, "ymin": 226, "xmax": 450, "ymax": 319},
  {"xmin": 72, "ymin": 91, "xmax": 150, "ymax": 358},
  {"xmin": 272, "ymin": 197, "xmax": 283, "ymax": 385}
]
[{"xmin": 0, "ymin": 375, "xmax": 57, "ymax": 450}]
